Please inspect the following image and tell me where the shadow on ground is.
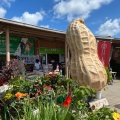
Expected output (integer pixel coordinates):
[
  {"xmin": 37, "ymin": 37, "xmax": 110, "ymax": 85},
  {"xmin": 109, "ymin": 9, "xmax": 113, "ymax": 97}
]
[{"xmin": 114, "ymin": 104, "xmax": 120, "ymax": 109}]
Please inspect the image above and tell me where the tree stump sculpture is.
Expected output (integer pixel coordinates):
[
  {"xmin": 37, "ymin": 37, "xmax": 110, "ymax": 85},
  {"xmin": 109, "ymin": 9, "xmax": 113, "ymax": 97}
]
[{"xmin": 66, "ymin": 18, "xmax": 107, "ymax": 91}]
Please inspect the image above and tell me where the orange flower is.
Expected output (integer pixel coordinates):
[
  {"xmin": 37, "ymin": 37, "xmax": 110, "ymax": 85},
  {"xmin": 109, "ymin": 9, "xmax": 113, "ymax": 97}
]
[
  {"xmin": 15, "ymin": 92, "xmax": 23, "ymax": 99},
  {"xmin": 15, "ymin": 92, "xmax": 27, "ymax": 99},
  {"xmin": 62, "ymin": 95, "xmax": 72, "ymax": 107},
  {"xmin": 22, "ymin": 93, "xmax": 27, "ymax": 97}
]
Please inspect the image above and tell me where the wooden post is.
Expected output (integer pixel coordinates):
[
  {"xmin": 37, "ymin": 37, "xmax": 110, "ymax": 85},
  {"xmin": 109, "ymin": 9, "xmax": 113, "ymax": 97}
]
[
  {"xmin": 34, "ymin": 39, "xmax": 37, "ymax": 55},
  {"xmin": 6, "ymin": 28, "xmax": 10, "ymax": 63},
  {"xmin": 38, "ymin": 39, "xmax": 40, "ymax": 55},
  {"xmin": 34, "ymin": 39, "xmax": 39, "ymax": 55},
  {"xmin": 46, "ymin": 54, "xmax": 47, "ymax": 65},
  {"xmin": 68, "ymin": 48, "xmax": 70, "ymax": 78},
  {"xmin": 65, "ymin": 42, "xmax": 68, "ymax": 78},
  {"xmin": 65, "ymin": 40, "xmax": 69, "ymax": 92}
]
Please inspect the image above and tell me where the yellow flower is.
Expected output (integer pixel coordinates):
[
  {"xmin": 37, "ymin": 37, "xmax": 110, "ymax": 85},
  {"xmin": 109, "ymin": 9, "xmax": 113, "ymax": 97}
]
[
  {"xmin": 4, "ymin": 93, "xmax": 12, "ymax": 100},
  {"xmin": 112, "ymin": 112, "xmax": 120, "ymax": 120}
]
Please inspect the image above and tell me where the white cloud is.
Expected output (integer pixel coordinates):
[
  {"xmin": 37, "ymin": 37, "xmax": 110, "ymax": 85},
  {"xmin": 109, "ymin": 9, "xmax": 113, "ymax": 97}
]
[
  {"xmin": 41, "ymin": 25, "xmax": 49, "ymax": 28},
  {"xmin": 11, "ymin": 11, "xmax": 45, "ymax": 25},
  {"xmin": 96, "ymin": 19, "xmax": 120, "ymax": 37},
  {"xmin": 53, "ymin": 0, "xmax": 113, "ymax": 21},
  {"xmin": 0, "ymin": 0, "xmax": 15, "ymax": 7},
  {"xmin": 0, "ymin": 7, "xmax": 6, "ymax": 17},
  {"xmin": 0, "ymin": 0, "xmax": 15, "ymax": 18}
]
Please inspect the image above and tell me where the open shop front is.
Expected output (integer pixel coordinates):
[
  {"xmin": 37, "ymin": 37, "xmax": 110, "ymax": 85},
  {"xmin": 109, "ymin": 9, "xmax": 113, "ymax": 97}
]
[
  {"xmin": 97, "ymin": 38, "xmax": 120, "ymax": 79},
  {"xmin": 0, "ymin": 18, "xmax": 66, "ymax": 80},
  {"xmin": 40, "ymin": 47, "xmax": 65, "ymax": 73},
  {"xmin": 40, "ymin": 47, "xmax": 65, "ymax": 64}
]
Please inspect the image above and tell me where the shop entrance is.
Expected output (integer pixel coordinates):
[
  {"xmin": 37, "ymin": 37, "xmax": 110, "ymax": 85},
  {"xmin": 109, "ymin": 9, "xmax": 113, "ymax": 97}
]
[
  {"xmin": 47, "ymin": 54, "xmax": 59, "ymax": 64},
  {"xmin": 110, "ymin": 47, "xmax": 120, "ymax": 79}
]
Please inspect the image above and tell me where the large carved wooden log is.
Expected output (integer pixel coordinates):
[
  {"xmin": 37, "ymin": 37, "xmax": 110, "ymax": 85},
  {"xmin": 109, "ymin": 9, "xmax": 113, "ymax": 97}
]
[{"xmin": 66, "ymin": 18, "xmax": 107, "ymax": 91}]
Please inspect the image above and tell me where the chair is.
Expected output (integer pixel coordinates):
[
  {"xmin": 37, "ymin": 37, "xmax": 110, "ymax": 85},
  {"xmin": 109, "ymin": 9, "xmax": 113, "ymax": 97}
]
[{"xmin": 109, "ymin": 68, "xmax": 117, "ymax": 80}]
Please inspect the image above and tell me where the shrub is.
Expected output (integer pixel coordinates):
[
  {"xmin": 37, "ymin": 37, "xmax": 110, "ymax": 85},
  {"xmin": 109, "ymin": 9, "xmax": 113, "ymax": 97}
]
[{"xmin": 0, "ymin": 59, "xmax": 19, "ymax": 86}]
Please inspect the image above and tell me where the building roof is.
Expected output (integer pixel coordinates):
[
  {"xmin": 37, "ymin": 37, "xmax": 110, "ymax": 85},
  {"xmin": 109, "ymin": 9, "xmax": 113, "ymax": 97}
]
[
  {"xmin": 95, "ymin": 36, "xmax": 114, "ymax": 40},
  {"xmin": 96, "ymin": 36, "xmax": 120, "ymax": 47},
  {"xmin": 0, "ymin": 18, "xmax": 65, "ymax": 42},
  {"xmin": 0, "ymin": 18, "xmax": 120, "ymax": 46}
]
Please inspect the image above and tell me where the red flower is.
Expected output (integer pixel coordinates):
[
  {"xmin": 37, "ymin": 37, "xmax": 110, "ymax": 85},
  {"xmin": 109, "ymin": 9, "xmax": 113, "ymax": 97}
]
[
  {"xmin": 62, "ymin": 94, "xmax": 72, "ymax": 107},
  {"xmin": 37, "ymin": 90, "xmax": 41, "ymax": 93},
  {"xmin": 44, "ymin": 86, "xmax": 53, "ymax": 90}
]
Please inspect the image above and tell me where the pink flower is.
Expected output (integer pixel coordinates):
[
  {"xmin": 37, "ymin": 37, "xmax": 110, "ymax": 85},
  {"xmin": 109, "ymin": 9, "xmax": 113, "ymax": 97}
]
[
  {"xmin": 34, "ymin": 84, "xmax": 39, "ymax": 87},
  {"xmin": 35, "ymin": 93, "xmax": 39, "ymax": 97},
  {"xmin": 44, "ymin": 86, "xmax": 53, "ymax": 90},
  {"xmin": 37, "ymin": 90, "xmax": 41, "ymax": 93}
]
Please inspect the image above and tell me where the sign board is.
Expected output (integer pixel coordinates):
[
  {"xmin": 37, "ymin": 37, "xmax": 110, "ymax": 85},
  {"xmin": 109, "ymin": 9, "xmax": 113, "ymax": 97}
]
[
  {"xmin": 40, "ymin": 47, "xmax": 65, "ymax": 54},
  {"xmin": 97, "ymin": 41, "xmax": 111, "ymax": 67},
  {"xmin": 17, "ymin": 55, "xmax": 39, "ymax": 64},
  {"xmin": 0, "ymin": 35, "xmax": 34, "ymax": 56},
  {"xmin": 89, "ymin": 98, "xmax": 109, "ymax": 111}
]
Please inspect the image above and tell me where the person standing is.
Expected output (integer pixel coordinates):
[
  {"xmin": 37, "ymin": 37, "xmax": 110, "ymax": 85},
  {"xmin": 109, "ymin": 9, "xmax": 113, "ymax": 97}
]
[
  {"xmin": 34, "ymin": 59, "xmax": 41, "ymax": 70},
  {"xmin": 51, "ymin": 59, "xmax": 58, "ymax": 71}
]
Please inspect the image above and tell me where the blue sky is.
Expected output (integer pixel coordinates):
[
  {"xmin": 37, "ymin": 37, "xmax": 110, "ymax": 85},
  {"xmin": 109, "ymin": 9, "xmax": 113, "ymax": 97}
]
[{"xmin": 0, "ymin": 0, "xmax": 120, "ymax": 38}]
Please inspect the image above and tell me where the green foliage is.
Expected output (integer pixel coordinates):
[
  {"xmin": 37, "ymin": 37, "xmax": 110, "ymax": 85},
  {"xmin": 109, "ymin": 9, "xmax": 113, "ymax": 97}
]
[
  {"xmin": 9, "ymin": 76, "xmax": 32, "ymax": 94},
  {"xmin": 7, "ymin": 97, "xmax": 71, "ymax": 120},
  {"xmin": 41, "ymin": 74, "xmax": 67, "ymax": 90},
  {"xmin": 69, "ymin": 84, "xmax": 96, "ymax": 119},
  {"xmin": 0, "ymin": 74, "xmax": 117, "ymax": 120},
  {"xmin": 73, "ymin": 85, "xmax": 96, "ymax": 102},
  {"xmin": 105, "ymin": 67, "xmax": 112, "ymax": 82},
  {"xmin": 85, "ymin": 107, "xmax": 114, "ymax": 120}
]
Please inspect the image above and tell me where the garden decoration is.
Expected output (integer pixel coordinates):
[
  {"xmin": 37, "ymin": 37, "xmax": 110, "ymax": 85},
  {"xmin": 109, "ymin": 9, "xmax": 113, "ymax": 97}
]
[{"xmin": 66, "ymin": 18, "xmax": 107, "ymax": 92}]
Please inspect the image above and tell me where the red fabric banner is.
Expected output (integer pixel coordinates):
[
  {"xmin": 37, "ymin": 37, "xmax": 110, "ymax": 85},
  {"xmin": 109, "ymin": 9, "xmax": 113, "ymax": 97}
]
[{"xmin": 97, "ymin": 41, "xmax": 111, "ymax": 67}]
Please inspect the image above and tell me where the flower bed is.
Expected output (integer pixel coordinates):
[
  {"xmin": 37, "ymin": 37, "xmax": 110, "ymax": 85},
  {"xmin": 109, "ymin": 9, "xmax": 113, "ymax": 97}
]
[{"xmin": 0, "ymin": 74, "xmax": 119, "ymax": 120}]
